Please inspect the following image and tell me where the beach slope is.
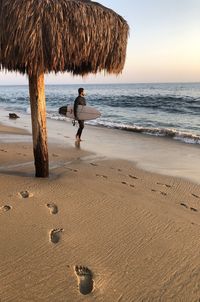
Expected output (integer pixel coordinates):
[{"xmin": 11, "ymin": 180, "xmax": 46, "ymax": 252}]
[{"xmin": 1, "ymin": 123, "xmax": 200, "ymax": 301}]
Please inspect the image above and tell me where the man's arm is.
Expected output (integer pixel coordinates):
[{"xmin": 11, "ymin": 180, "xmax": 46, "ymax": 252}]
[{"xmin": 74, "ymin": 97, "xmax": 78, "ymax": 119}]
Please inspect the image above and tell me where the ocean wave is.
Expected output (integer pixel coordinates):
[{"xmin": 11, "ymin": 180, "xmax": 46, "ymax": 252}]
[
  {"xmin": 91, "ymin": 95, "xmax": 196, "ymax": 110},
  {"xmin": 87, "ymin": 120, "xmax": 200, "ymax": 145}
]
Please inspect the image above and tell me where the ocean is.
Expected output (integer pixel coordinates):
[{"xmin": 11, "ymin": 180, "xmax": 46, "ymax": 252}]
[{"xmin": 0, "ymin": 82, "xmax": 200, "ymax": 145}]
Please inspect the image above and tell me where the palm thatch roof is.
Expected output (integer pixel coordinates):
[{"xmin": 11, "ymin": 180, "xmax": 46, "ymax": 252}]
[{"xmin": 0, "ymin": 0, "xmax": 129, "ymax": 76}]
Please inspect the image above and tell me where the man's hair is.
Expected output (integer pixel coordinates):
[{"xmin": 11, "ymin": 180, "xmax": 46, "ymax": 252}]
[{"xmin": 78, "ymin": 87, "xmax": 84, "ymax": 95}]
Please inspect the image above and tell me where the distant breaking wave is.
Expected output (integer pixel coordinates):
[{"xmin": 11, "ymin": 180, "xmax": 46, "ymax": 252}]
[{"xmin": 91, "ymin": 95, "xmax": 200, "ymax": 115}]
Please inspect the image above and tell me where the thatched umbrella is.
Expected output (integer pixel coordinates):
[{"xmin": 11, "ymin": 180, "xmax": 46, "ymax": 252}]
[{"xmin": 0, "ymin": 0, "xmax": 129, "ymax": 177}]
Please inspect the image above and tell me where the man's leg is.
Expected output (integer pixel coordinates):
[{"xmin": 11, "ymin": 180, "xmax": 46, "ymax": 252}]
[{"xmin": 76, "ymin": 120, "xmax": 84, "ymax": 140}]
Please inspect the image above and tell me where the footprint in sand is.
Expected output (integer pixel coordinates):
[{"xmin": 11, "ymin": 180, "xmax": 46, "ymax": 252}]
[
  {"xmin": 46, "ymin": 203, "xmax": 58, "ymax": 215},
  {"xmin": 121, "ymin": 181, "xmax": 134, "ymax": 188},
  {"xmin": 67, "ymin": 168, "xmax": 78, "ymax": 173},
  {"xmin": 129, "ymin": 174, "xmax": 138, "ymax": 180},
  {"xmin": 96, "ymin": 174, "xmax": 107, "ymax": 179},
  {"xmin": 180, "ymin": 202, "xmax": 188, "ymax": 208},
  {"xmin": 157, "ymin": 182, "xmax": 171, "ymax": 188},
  {"xmin": 180, "ymin": 202, "xmax": 198, "ymax": 212},
  {"xmin": 49, "ymin": 228, "xmax": 64, "ymax": 244},
  {"xmin": 151, "ymin": 189, "xmax": 167, "ymax": 196},
  {"xmin": 192, "ymin": 193, "xmax": 200, "ymax": 199},
  {"xmin": 122, "ymin": 181, "xmax": 127, "ymax": 185},
  {"xmin": 19, "ymin": 191, "xmax": 33, "ymax": 198},
  {"xmin": 0, "ymin": 205, "xmax": 12, "ymax": 212},
  {"xmin": 190, "ymin": 207, "xmax": 198, "ymax": 212},
  {"xmin": 90, "ymin": 163, "xmax": 98, "ymax": 167},
  {"xmin": 74, "ymin": 265, "xmax": 94, "ymax": 295}
]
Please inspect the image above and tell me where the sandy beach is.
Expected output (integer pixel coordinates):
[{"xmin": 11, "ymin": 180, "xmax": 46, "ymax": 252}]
[{"xmin": 1, "ymin": 111, "xmax": 200, "ymax": 301}]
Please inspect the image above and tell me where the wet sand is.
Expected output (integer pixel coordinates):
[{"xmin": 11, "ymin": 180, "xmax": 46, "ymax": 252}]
[{"xmin": 1, "ymin": 108, "xmax": 200, "ymax": 183}]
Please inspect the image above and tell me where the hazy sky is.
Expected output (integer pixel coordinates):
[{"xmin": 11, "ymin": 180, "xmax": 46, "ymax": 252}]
[{"xmin": 0, "ymin": 0, "xmax": 200, "ymax": 84}]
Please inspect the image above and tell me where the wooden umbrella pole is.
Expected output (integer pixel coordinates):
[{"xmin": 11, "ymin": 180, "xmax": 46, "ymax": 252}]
[{"xmin": 28, "ymin": 72, "xmax": 49, "ymax": 177}]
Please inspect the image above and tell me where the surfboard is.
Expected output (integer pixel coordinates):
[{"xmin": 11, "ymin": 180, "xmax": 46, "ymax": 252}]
[{"xmin": 58, "ymin": 104, "xmax": 101, "ymax": 121}]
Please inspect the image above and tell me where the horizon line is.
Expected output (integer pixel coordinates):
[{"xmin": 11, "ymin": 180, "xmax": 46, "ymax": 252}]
[{"xmin": 0, "ymin": 81, "xmax": 200, "ymax": 86}]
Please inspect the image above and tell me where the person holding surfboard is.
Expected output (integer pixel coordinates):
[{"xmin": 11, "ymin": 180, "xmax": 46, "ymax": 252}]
[{"xmin": 74, "ymin": 87, "xmax": 86, "ymax": 142}]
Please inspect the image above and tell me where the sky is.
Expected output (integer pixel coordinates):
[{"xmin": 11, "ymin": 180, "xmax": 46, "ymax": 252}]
[{"xmin": 0, "ymin": 0, "xmax": 200, "ymax": 85}]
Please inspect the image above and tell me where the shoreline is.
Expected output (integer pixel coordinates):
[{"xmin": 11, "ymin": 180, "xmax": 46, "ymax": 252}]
[{"xmin": 1, "ymin": 107, "xmax": 200, "ymax": 184}]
